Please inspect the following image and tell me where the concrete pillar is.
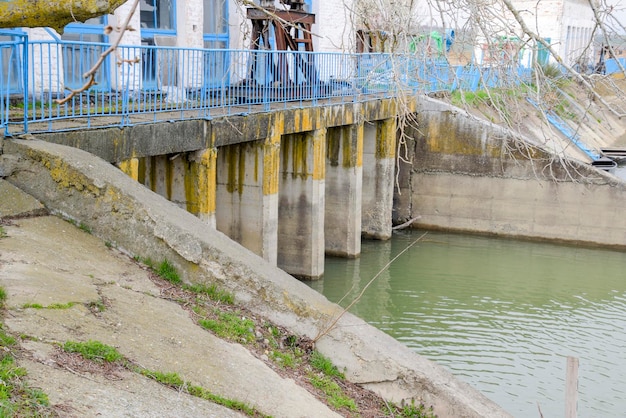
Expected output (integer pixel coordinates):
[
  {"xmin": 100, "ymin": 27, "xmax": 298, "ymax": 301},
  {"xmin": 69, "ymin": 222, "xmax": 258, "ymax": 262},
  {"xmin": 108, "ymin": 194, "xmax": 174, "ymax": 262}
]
[
  {"xmin": 278, "ymin": 129, "xmax": 326, "ymax": 279},
  {"xmin": 185, "ymin": 149, "xmax": 217, "ymax": 227},
  {"xmin": 362, "ymin": 118, "xmax": 396, "ymax": 240},
  {"xmin": 325, "ymin": 124, "xmax": 363, "ymax": 258},
  {"xmin": 216, "ymin": 138, "xmax": 279, "ymax": 265}
]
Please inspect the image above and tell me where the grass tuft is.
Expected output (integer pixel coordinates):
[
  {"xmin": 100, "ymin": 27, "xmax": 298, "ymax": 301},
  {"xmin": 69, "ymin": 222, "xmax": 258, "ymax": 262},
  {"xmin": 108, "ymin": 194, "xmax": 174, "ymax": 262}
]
[
  {"xmin": 63, "ymin": 340, "xmax": 124, "ymax": 363},
  {"xmin": 198, "ymin": 310, "xmax": 255, "ymax": 343},
  {"xmin": 157, "ymin": 259, "xmax": 182, "ymax": 284},
  {"xmin": 185, "ymin": 283, "xmax": 234, "ymax": 304},
  {"xmin": 310, "ymin": 350, "xmax": 344, "ymax": 379},
  {"xmin": 309, "ymin": 373, "xmax": 357, "ymax": 412},
  {"xmin": 0, "ymin": 325, "xmax": 52, "ymax": 415},
  {"xmin": 395, "ymin": 398, "xmax": 438, "ymax": 417}
]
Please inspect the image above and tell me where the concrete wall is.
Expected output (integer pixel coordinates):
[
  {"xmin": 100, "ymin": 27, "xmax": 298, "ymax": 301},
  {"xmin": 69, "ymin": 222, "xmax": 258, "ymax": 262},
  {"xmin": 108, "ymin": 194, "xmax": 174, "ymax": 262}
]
[{"xmin": 395, "ymin": 97, "xmax": 626, "ymax": 249}]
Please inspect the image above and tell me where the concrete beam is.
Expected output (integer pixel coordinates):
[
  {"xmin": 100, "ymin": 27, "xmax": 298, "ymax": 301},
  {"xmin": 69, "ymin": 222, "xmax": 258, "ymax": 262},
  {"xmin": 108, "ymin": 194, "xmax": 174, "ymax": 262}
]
[
  {"xmin": 362, "ymin": 118, "xmax": 396, "ymax": 240},
  {"xmin": 277, "ymin": 129, "xmax": 326, "ymax": 279},
  {"xmin": 325, "ymin": 124, "xmax": 363, "ymax": 258}
]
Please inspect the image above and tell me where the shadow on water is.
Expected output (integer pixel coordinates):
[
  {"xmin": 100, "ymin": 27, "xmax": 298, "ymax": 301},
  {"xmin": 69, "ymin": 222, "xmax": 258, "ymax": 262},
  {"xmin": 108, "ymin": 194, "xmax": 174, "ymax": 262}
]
[{"xmin": 308, "ymin": 230, "xmax": 626, "ymax": 418}]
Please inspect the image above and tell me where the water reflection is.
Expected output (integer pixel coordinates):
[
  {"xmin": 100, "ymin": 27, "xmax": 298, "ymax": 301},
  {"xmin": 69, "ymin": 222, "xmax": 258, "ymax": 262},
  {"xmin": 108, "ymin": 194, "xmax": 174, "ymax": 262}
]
[{"xmin": 309, "ymin": 230, "xmax": 626, "ymax": 418}]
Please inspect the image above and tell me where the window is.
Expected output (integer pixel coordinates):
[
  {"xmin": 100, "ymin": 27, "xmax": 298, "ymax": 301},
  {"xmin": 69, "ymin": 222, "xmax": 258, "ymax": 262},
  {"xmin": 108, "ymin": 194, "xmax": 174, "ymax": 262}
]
[
  {"xmin": 203, "ymin": 0, "xmax": 228, "ymax": 87},
  {"xmin": 140, "ymin": 0, "xmax": 175, "ymax": 30}
]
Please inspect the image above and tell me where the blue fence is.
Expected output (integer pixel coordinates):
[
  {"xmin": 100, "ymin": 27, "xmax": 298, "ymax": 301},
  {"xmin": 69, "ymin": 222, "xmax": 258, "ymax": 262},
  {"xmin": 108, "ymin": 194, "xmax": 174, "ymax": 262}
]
[{"xmin": 0, "ymin": 35, "xmax": 532, "ymax": 135}]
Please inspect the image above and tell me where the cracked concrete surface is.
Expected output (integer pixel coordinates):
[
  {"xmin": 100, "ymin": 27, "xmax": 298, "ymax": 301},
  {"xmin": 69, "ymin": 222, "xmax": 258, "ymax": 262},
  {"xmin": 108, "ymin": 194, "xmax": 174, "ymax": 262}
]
[{"xmin": 0, "ymin": 207, "xmax": 340, "ymax": 418}]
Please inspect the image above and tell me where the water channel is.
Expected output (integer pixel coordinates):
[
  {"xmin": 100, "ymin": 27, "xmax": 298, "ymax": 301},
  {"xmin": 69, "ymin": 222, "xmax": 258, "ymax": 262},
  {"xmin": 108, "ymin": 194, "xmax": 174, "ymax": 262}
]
[{"xmin": 307, "ymin": 230, "xmax": 626, "ymax": 418}]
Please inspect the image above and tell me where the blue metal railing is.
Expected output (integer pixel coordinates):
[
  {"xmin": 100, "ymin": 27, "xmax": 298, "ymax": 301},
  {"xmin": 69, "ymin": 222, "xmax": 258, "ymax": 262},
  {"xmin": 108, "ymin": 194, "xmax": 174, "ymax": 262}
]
[{"xmin": 0, "ymin": 35, "xmax": 533, "ymax": 136}]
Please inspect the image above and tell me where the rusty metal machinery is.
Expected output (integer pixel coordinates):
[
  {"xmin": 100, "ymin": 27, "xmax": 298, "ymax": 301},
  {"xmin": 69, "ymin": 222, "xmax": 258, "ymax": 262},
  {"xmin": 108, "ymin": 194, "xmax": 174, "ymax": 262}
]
[
  {"xmin": 237, "ymin": 0, "xmax": 317, "ymax": 101},
  {"xmin": 248, "ymin": 0, "xmax": 314, "ymax": 52}
]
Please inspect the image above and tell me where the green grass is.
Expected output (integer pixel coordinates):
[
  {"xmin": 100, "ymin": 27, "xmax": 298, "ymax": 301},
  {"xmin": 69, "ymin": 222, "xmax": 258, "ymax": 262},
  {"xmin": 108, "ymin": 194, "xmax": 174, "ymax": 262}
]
[
  {"xmin": 78, "ymin": 222, "xmax": 92, "ymax": 234},
  {"xmin": 184, "ymin": 283, "xmax": 234, "ymax": 304},
  {"xmin": 22, "ymin": 302, "xmax": 77, "ymax": 310},
  {"xmin": 63, "ymin": 340, "xmax": 124, "ymax": 363},
  {"xmin": 310, "ymin": 351, "xmax": 344, "ymax": 379},
  {"xmin": 198, "ymin": 310, "xmax": 255, "ymax": 343},
  {"xmin": 270, "ymin": 350, "xmax": 300, "ymax": 368},
  {"xmin": 0, "ymin": 226, "xmax": 6, "ymax": 239},
  {"xmin": 86, "ymin": 299, "xmax": 107, "ymax": 312},
  {"xmin": 308, "ymin": 373, "xmax": 357, "ymax": 412},
  {"xmin": 58, "ymin": 339, "xmax": 266, "ymax": 417},
  {"xmin": 156, "ymin": 259, "xmax": 182, "ymax": 284},
  {"xmin": 451, "ymin": 90, "xmax": 489, "ymax": 107},
  {"xmin": 139, "ymin": 368, "xmax": 269, "ymax": 417},
  {"xmin": 393, "ymin": 399, "xmax": 438, "ymax": 417},
  {"xmin": 0, "ymin": 325, "xmax": 52, "ymax": 416},
  {"xmin": 0, "ymin": 286, "xmax": 6, "ymax": 307}
]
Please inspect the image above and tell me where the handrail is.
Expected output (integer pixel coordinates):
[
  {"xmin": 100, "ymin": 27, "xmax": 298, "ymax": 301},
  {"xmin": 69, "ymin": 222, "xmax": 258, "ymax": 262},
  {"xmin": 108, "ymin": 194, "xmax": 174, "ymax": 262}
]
[{"xmin": 0, "ymin": 36, "xmax": 533, "ymax": 136}]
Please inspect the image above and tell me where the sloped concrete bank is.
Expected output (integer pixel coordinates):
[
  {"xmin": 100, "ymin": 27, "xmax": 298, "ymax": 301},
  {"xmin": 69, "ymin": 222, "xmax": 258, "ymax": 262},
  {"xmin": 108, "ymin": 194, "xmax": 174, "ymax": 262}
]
[{"xmin": 1, "ymin": 138, "xmax": 511, "ymax": 417}]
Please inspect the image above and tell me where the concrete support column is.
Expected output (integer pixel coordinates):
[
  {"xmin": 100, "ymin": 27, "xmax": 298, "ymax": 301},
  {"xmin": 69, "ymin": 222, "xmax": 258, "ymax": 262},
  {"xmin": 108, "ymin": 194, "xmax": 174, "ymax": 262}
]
[
  {"xmin": 185, "ymin": 148, "xmax": 217, "ymax": 228},
  {"xmin": 216, "ymin": 138, "xmax": 279, "ymax": 265},
  {"xmin": 325, "ymin": 124, "xmax": 363, "ymax": 258},
  {"xmin": 278, "ymin": 129, "xmax": 326, "ymax": 279},
  {"xmin": 362, "ymin": 118, "xmax": 396, "ymax": 240}
]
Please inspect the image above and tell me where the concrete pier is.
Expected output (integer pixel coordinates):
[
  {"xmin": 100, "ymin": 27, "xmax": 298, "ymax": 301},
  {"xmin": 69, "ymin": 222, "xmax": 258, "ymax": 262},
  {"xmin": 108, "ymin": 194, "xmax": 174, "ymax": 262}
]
[
  {"xmin": 324, "ymin": 124, "xmax": 363, "ymax": 258},
  {"xmin": 216, "ymin": 139, "xmax": 279, "ymax": 265},
  {"xmin": 361, "ymin": 118, "xmax": 396, "ymax": 240},
  {"xmin": 277, "ymin": 129, "xmax": 326, "ymax": 279}
]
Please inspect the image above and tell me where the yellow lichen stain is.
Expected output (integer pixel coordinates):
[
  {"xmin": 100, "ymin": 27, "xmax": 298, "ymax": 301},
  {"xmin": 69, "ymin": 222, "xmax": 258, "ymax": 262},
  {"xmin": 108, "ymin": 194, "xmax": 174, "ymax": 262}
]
[
  {"xmin": 118, "ymin": 158, "xmax": 139, "ymax": 181},
  {"xmin": 46, "ymin": 157, "xmax": 101, "ymax": 196},
  {"xmin": 203, "ymin": 149, "xmax": 217, "ymax": 213},
  {"xmin": 426, "ymin": 119, "xmax": 491, "ymax": 156},
  {"xmin": 268, "ymin": 114, "xmax": 284, "ymax": 145},
  {"xmin": 263, "ymin": 140, "xmax": 280, "ymax": 196},
  {"xmin": 340, "ymin": 125, "xmax": 363, "ymax": 168},
  {"xmin": 295, "ymin": 109, "xmax": 314, "ymax": 132},
  {"xmin": 376, "ymin": 119, "xmax": 396, "ymax": 159},
  {"xmin": 291, "ymin": 134, "xmax": 308, "ymax": 178},
  {"xmin": 312, "ymin": 129, "xmax": 326, "ymax": 180}
]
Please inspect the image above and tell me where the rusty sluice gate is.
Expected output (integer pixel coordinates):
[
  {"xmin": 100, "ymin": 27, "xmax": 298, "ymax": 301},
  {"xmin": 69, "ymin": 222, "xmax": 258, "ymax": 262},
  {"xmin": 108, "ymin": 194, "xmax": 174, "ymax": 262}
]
[{"xmin": 231, "ymin": 0, "xmax": 323, "ymax": 103}]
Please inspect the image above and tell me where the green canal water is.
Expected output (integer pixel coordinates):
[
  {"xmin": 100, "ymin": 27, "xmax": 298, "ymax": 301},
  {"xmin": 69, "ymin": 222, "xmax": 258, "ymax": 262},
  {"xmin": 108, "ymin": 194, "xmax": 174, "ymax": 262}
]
[{"xmin": 307, "ymin": 230, "xmax": 626, "ymax": 418}]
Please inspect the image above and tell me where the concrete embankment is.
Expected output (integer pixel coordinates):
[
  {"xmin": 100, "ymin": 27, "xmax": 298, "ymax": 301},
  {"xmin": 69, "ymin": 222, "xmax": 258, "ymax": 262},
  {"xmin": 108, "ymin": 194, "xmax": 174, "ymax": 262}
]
[
  {"xmin": 0, "ymin": 137, "xmax": 512, "ymax": 417},
  {"xmin": 395, "ymin": 97, "xmax": 626, "ymax": 248}
]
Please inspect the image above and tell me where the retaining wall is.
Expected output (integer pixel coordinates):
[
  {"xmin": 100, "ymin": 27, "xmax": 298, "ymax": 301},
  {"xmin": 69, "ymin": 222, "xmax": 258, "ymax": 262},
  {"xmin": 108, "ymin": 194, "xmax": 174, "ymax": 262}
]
[{"xmin": 394, "ymin": 97, "xmax": 626, "ymax": 249}]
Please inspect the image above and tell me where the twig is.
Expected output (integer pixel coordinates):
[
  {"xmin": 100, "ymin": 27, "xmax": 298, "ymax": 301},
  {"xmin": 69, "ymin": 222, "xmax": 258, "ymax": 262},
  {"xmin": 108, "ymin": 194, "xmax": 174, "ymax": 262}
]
[
  {"xmin": 56, "ymin": 0, "xmax": 141, "ymax": 105},
  {"xmin": 392, "ymin": 215, "xmax": 421, "ymax": 230},
  {"xmin": 313, "ymin": 231, "xmax": 428, "ymax": 343}
]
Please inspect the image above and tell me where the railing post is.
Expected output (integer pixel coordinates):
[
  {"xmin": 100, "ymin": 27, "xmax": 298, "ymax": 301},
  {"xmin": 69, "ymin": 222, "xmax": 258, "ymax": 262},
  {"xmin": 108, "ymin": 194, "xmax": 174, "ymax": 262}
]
[{"xmin": 22, "ymin": 33, "xmax": 29, "ymax": 134}]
